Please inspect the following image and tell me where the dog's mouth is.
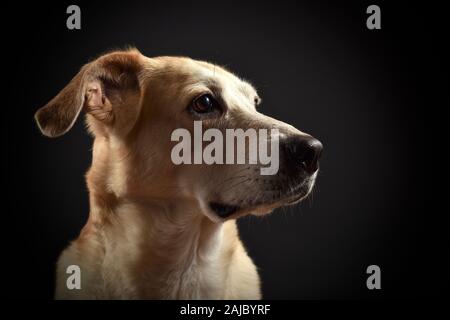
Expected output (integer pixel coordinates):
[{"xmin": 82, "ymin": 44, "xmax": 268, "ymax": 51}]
[
  {"xmin": 209, "ymin": 202, "xmax": 240, "ymax": 218},
  {"xmin": 208, "ymin": 178, "xmax": 314, "ymax": 219}
]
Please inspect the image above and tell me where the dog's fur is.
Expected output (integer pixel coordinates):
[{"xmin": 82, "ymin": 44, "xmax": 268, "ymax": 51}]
[{"xmin": 35, "ymin": 49, "xmax": 320, "ymax": 299}]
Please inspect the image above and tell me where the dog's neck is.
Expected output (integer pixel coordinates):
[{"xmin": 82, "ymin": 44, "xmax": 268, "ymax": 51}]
[
  {"xmin": 83, "ymin": 194, "xmax": 227, "ymax": 298},
  {"xmin": 81, "ymin": 137, "xmax": 228, "ymax": 298}
]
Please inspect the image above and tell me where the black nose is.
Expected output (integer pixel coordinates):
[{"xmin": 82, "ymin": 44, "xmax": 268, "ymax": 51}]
[{"xmin": 283, "ymin": 136, "xmax": 323, "ymax": 174}]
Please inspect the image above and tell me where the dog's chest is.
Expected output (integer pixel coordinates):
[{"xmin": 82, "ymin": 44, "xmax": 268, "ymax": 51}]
[{"xmin": 134, "ymin": 258, "xmax": 225, "ymax": 299}]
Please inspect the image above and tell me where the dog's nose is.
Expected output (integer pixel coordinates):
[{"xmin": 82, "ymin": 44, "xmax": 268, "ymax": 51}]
[{"xmin": 283, "ymin": 136, "xmax": 323, "ymax": 174}]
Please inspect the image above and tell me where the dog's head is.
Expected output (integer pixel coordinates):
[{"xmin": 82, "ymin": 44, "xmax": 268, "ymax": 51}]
[{"xmin": 35, "ymin": 49, "xmax": 322, "ymax": 222}]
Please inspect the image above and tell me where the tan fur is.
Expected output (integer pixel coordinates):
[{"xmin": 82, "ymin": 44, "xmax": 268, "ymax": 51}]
[{"xmin": 35, "ymin": 49, "xmax": 318, "ymax": 299}]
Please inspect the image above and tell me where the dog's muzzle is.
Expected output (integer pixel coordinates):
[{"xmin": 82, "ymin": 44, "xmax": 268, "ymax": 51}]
[{"xmin": 208, "ymin": 134, "xmax": 323, "ymax": 219}]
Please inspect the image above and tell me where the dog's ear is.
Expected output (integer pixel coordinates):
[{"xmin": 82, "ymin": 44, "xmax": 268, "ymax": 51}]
[{"xmin": 35, "ymin": 49, "xmax": 143, "ymax": 138}]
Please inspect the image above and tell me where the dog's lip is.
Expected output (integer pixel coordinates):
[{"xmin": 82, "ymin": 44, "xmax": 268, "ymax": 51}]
[
  {"xmin": 209, "ymin": 179, "xmax": 312, "ymax": 219},
  {"xmin": 209, "ymin": 202, "xmax": 240, "ymax": 218},
  {"xmin": 209, "ymin": 190, "xmax": 306, "ymax": 219},
  {"xmin": 284, "ymin": 192, "xmax": 305, "ymax": 205}
]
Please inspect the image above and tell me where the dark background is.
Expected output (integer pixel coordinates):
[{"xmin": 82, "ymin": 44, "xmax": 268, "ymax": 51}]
[{"xmin": 1, "ymin": 0, "xmax": 440, "ymax": 299}]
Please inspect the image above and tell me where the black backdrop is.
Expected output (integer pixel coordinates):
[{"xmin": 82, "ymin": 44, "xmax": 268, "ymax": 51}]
[{"xmin": 1, "ymin": 0, "xmax": 440, "ymax": 299}]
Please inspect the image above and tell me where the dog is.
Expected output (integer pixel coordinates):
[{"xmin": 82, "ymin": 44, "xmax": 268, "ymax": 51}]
[{"xmin": 35, "ymin": 49, "xmax": 322, "ymax": 299}]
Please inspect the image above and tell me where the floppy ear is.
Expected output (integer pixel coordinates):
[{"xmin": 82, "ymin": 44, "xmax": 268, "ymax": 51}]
[{"xmin": 35, "ymin": 49, "xmax": 143, "ymax": 138}]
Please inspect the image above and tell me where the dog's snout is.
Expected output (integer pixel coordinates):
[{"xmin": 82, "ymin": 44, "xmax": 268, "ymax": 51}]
[{"xmin": 283, "ymin": 136, "xmax": 323, "ymax": 174}]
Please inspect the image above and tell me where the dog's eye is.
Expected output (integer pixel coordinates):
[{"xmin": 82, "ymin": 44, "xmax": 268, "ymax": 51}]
[{"xmin": 192, "ymin": 94, "xmax": 219, "ymax": 114}]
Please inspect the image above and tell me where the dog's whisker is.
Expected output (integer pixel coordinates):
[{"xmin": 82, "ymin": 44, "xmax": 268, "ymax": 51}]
[
  {"xmin": 222, "ymin": 177, "xmax": 252, "ymax": 195},
  {"xmin": 214, "ymin": 174, "xmax": 249, "ymax": 189}
]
